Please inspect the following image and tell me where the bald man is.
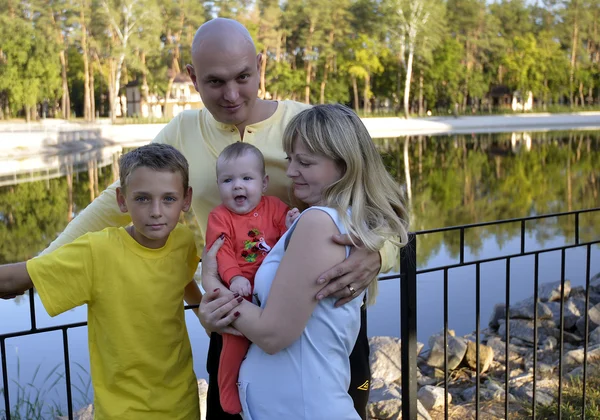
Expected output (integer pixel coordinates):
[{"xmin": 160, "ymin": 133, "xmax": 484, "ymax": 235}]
[{"xmin": 43, "ymin": 18, "xmax": 398, "ymax": 419}]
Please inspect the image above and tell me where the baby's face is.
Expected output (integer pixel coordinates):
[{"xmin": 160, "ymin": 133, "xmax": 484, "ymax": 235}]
[{"xmin": 216, "ymin": 153, "xmax": 267, "ymax": 215}]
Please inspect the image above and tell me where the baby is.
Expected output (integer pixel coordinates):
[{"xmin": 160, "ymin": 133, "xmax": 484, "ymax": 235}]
[{"xmin": 205, "ymin": 142, "xmax": 298, "ymax": 414}]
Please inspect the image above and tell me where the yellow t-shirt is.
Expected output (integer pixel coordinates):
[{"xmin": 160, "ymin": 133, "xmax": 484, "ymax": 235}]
[
  {"xmin": 27, "ymin": 224, "xmax": 200, "ymax": 420},
  {"xmin": 42, "ymin": 100, "xmax": 397, "ymax": 272}
]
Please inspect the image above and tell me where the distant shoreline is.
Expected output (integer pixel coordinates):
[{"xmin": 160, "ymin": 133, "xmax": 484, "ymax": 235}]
[{"xmin": 1, "ymin": 112, "xmax": 600, "ymax": 157}]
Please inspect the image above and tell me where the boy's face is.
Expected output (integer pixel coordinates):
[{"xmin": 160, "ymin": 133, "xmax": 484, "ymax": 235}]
[
  {"xmin": 216, "ymin": 152, "xmax": 268, "ymax": 215},
  {"xmin": 116, "ymin": 167, "xmax": 192, "ymax": 249}
]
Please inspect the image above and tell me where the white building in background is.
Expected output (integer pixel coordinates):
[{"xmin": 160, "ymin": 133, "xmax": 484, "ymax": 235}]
[
  {"xmin": 512, "ymin": 91, "xmax": 533, "ymax": 112},
  {"xmin": 124, "ymin": 73, "xmax": 203, "ymax": 119}
]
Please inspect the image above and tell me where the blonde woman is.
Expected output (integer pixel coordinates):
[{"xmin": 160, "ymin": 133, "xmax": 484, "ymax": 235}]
[{"xmin": 200, "ymin": 104, "xmax": 409, "ymax": 419}]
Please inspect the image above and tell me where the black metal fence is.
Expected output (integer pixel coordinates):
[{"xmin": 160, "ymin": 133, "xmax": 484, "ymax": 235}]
[
  {"xmin": 396, "ymin": 207, "xmax": 600, "ymax": 420},
  {"xmin": 1, "ymin": 207, "xmax": 600, "ymax": 420}
]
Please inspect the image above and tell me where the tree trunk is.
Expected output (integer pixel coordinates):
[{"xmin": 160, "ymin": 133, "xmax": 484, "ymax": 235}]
[
  {"xmin": 59, "ymin": 50, "xmax": 70, "ymax": 120},
  {"xmin": 304, "ymin": 20, "xmax": 315, "ymax": 104},
  {"xmin": 403, "ymin": 136, "xmax": 412, "ymax": 202},
  {"xmin": 90, "ymin": 60, "xmax": 96, "ymax": 120},
  {"xmin": 108, "ymin": 58, "xmax": 116, "ymax": 122},
  {"xmin": 403, "ymin": 43, "xmax": 414, "ymax": 119},
  {"xmin": 569, "ymin": 0, "xmax": 579, "ymax": 107},
  {"xmin": 352, "ymin": 76, "xmax": 359, "ymax": 111},
  {"xmin": 363, "ymin": 73, "xmax": 371, "ymax": 114},
  {"xmin": 260, "ymin": 47, "xmax": 268, "ymax": 99},
  {"xmin": 81, "ymin": 7, "xmax": 91, "ymax": 121},
  {"xmin": 418, "ymin": 71, "xmax": 423, "ymax": 117},
  {"xmin": 320, "ymin": 60, "xmax": 329, "ymax": 104},
  {"xmin": 113, "ymin": 52, "xmax": 126, "ymax": 120}
]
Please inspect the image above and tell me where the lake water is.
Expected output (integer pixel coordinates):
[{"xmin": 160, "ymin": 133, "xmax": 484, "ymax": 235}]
[{"xmin": 1, "ymin": 130, "xmax": 599, "ymax": 417}]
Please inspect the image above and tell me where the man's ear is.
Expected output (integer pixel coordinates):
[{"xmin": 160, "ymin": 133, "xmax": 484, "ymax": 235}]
[
  {"xmin": 116, "ymin": 187, "xmax": 128, "ymax": 213},
  {"xmin": 262, "ymin": 174, "xmax": 269, "ymax": 193},
  {"xmin": 186, "ymin": 64, "xmax": 198, "ymax": 91},
  {"xmin": 255, "ymin": 53, "xmax": 262, "ymax": 74},
  {"xmin": 182, "ymin": 187, "xmax": 193, "ymax": 212}
]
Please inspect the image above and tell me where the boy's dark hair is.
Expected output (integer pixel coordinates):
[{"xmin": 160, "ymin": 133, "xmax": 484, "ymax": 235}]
[
  {"xmin": 217, "ymin": 142, "xmax": 265, "ymax": 176},
  {"xmin": 119, "ymin": 143, "xmax": 189, "ymax": 191}
]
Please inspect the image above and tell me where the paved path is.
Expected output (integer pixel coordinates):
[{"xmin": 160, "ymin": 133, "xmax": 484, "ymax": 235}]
[{"xmin": 362, "ymin": 111, "xmax": 600, "ymax": 138}]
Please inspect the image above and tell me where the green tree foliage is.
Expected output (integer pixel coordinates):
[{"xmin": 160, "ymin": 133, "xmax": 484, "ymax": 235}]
[{"xmin": 1, "ymin": 0, "xmax": 600, "ymax": 118}]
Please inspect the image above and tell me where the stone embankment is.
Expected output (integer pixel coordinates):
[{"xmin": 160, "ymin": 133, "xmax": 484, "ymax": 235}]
[
  {"xmin": 369, "ymin": 271, "xmax": 600, "ymax": 419},
  {"xmin": 59, "ymin": 272, "xmax": 600, "ymax": 420}
]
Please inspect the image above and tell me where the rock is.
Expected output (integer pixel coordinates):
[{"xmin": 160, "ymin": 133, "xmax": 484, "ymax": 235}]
[
  {"xmin": 564, "ymin": 345, "xmax": 600, "ymax": 366},
  {"xmin": 590, "ymin": 327, "xmax": 600, "ymax": 345},
  {"xmin": 198, "ymin": 379, "xmax": 208, "ymax": 420},
  {"xmin": 539, "ymin": 280, "xmax": 571, "ymax": 302},
  {"xmin": 463, "ymin": 341, "xmax": 494, "ymax": 373},
  {"xmin": 489, "ymin": 304, "xmax": 506, "ymax": 329},
  {"xmin": 546, "ymin": 298, "xmax": 584, "ymax": 330},
  {"xmin": 513, "ymin": 383, "xmax": 554, "ymax": 407},
  {"xmin": 498, "ymin": 319, "xmax": 558, "ymax": 344},
  {"xmin": 540, "ymin": 336, "xmax": 558, "ymax": 351},
  {"xmin": 369, "ymin": 336, "xmax": 402, "ymax": 383},
  {"xmin": 417, "ymin": 371, "xmax": 438, "ymax": 387},
  {"xmin": 485, "ymin": 335, "xmax": 528, "ymax": 364},
  {"xmin": 417, "ymin": 385, "xmax": 450, "ymax": 411},
  {"xmin": 462, "ymin": 385, "xmax": 515, "ymax": 403},
  {"xmin": 576, "ymin": 302, "xmax": 600, "ymax": 336},
  {"xmin": 510, "ymin": 297, "xmax": 554, "ymax": 321},
  {"xmin": 368, "ymin": 380, "xmax": 431, "ymax": 420},
  {"xmin": 508, "ymin": 372, "xmax": 534, "ymax": 388},
  {"xmin": 589, "ymin": 272, "xmax": 600, "ymax": 294},
  {"xmin": 426, "ymin": 332, "xmax": 467, "ymax": 371},
  {"xmin": 569, "ymin": 286, "xmax": 585, "ymax": 298},
  {"xmin": 56, "ymin": 405, "xmax": 94, "ymax": 420}
]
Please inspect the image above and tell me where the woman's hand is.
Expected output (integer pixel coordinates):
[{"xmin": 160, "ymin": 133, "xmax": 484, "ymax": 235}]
[
  {"xmin": 315, "ymin": 233, "xmax": 381, "ymax": 307},
  {"xmin": 199, "ymin": 235, "xmax": 243, "ymax": 335},
  {"xmin": 198, "ymin": 288, "xmax": 243, "ymax": 336}
]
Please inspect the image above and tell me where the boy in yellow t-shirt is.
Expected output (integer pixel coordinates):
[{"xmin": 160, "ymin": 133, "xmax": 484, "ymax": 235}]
[{"xmin": 0, "ymin": 143, "xmax": 204, "ymax": 420}]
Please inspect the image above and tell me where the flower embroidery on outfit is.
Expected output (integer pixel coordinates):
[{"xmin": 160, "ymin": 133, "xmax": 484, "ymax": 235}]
[{"xmin": 242, "ymin": 228, "xmax": 272, "ymax": 262}]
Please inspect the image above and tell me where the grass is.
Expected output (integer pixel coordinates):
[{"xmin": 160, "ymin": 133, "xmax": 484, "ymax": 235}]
[
  {"xmin": 518, "ymin": 364, "xmax": 600, "ymax": 419},
  {"xmin": 0, "ymin": 359, "xmax": 92, "ymax": 420}
]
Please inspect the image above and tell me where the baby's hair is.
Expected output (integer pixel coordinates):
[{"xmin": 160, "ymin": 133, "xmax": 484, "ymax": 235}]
[
  {"xmin": 217, "ymin": 142, "xmax": 266, "ymax": 176},
  {"xmin": 119, "ymin": 143, "xmax": 190, "ymax": 191}
]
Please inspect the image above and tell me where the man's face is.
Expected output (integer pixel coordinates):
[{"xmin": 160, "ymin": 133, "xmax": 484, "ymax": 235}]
[{"xmin": 187, "ymin": 43, "xmax": 261, "ymax": 129}]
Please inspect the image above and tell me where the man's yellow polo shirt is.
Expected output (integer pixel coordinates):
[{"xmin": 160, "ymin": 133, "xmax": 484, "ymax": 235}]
[
  {"xmin": 43, "ymin": 100, "xmax": 397, "ymax": 272},
  {"xmin": 27, "ymin": 224, "xmax": 200, "ymax": 419}
]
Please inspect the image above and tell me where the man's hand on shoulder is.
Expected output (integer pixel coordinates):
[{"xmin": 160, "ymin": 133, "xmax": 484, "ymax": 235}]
[
  {"xmin": 285, "ymin": 208, "xmax": 300, "ymax": 229},
  {"xmin": 315, "ymin": 234, "xmax": 381, "ymax": 307}
]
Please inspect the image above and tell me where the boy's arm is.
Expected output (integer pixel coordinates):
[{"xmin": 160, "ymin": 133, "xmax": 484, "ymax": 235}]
[
  {"xmin": 184, "ymin": 280, "xmax": 203, "ymax": 315},
  {"xmin": 205, "ymin": 211, "xmax": 244, "ymax": 286},
  {"xmin": 0, "ymin": 263, "xmax": 33, "ymax": 299}
]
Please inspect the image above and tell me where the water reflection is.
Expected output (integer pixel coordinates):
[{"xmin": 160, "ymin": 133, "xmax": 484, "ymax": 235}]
[
  {"xmin": 0, "ymin": 131, "xmax": 599, "ymax": 416},
  {"xmin": 375, "ymin": 130, "xmax": 600, "ymax": 267},
  {"xmin": 1, "ymin": 131, "xmax": 598, "ymax": 265}
]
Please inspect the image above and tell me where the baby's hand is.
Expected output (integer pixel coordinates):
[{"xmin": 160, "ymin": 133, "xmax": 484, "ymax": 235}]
[
  {"xmin": 230, "ymin": 276, "xmax": 252, "ymax": 297},
  {"xmin": 286, "ymin": 208, "xmax": 300, "ymax": 228}
]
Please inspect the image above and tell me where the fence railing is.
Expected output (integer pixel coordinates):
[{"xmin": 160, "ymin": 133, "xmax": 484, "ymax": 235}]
[
  {"xmin": 397, "ymin": 207, "xmax": 600, "ymax": 420},
  {"xmin": 1, "ymin": 207, "xmax": 600, "ymax": 420}
]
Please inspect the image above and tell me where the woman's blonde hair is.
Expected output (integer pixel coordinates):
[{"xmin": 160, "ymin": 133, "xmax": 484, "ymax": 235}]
[{"xmin": 282, "ymin": 104, "xmax": 409, "ymax": 305}]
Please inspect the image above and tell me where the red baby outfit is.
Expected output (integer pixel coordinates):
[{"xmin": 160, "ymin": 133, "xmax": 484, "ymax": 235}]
[{"xmin": 205, "ymin": 195, "xmax": 289, "ymax": 414}]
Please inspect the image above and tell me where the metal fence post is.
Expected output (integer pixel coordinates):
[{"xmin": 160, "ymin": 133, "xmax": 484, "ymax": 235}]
[{"xmin": 401, "ymin": 232, "xmax": 417, "ymax": 420}]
